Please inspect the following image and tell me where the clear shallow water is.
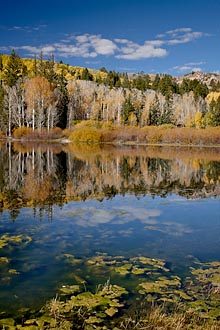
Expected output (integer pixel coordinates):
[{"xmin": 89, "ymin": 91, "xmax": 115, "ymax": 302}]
[
  {"xmin": 1, "ymin": 194, "xmax": 220, "ymax": 314},
  {"xmin": 0, "ymin": 143, "xmax": 220, "ymax": 316}
]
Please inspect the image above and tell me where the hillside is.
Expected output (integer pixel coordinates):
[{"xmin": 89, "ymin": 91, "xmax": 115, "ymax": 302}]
[
  {"xmin": 177, "ymin": 71, "xmax": 220, "ymax": 88},
  {"xmin": 0, "ymin": 51, "xmax": 220, "ymax": 137},
  {"xmin": 1, "ymin": 53, "xmax": 220, "ymax": 88}
]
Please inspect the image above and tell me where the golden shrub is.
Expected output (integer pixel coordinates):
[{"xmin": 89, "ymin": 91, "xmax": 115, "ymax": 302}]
[
  {"xmin": 69, "ymin": 127, "xmax": 101, "ymax": 143},
  {"xmin": 13, "ymin": 126, "xmax": 32, "ymax": 138}
]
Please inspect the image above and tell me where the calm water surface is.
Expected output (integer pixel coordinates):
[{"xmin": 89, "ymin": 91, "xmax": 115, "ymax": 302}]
[{"xmin": 0, "ymin": 143, "xmax": 220, "ymax": 316}]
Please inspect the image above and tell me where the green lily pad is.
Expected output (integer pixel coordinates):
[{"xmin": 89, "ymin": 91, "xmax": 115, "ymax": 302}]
[
  {"xmin": 139, "ymin": 276, "xmax": 181, "ymax": 295},
  {"xmin": 114, "ymin": 263, "xmax": 132, "ymax": 275},
  {"xmin": 131, "ymin": 266, "xmax": 146, "ymax": 275},
  {"xmin": 85, "ymin": 316, "xmax": 103, "ymax": 324},
  {"xmin": 105, "ymin": 307, "xmax": 118, "ymax": 317},
  {"xmin": 0, "ymin": 318, "xmax": 15, "ymax": 326},
  {"xmin": 59, "ymin": 284, "xmax": 80, "ymax": 295}
]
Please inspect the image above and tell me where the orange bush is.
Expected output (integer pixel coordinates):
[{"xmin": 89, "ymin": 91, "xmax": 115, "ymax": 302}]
[
  {"xmin": 13, "ymin": 126, "xmax": 64, "ymax": 140},
  {"xmin": 13, "ymin": 126, "xmax": 32, "ymax": 139}
]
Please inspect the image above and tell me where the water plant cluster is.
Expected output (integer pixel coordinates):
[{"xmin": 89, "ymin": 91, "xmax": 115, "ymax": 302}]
[{"xmin": 1, "ymin": 240, "xmax": 220, "ymax": 329}]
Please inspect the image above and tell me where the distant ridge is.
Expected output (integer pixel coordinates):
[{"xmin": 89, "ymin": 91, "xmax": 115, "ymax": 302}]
[{"xmin": 176, "ymin": 71, "xmax": 220, "ymax": 87}]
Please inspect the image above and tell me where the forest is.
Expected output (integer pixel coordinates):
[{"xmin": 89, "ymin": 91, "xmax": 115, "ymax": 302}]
[{"xmin": 0, "ymin": 50, "xmax": 220, "ymax": 141}]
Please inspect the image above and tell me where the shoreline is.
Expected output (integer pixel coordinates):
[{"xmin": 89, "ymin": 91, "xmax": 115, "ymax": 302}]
[{"xmin": 1, "ymin": 137, "xmax": 220, "ymax": 149}]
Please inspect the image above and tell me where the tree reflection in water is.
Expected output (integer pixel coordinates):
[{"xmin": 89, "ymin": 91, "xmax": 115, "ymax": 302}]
[{"xmin": 0, "ymin": 142, "xmax": 220, "ymax": 220}]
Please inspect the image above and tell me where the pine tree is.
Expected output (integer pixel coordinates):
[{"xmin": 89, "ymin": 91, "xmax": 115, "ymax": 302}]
[
  {"xmin": 3, "ymin": 50, "xmax": 27, "ymax": 87},
  {"xmin": 81, "ymin": 68, "xmax": 93, "ymax": 81},
  {"xmin": 151, "ymin": 74, "xmax": 160, "ymax": 91},
  {"xmin": 208, "ymin": 97, "xmax": 220, "ymax": 126},
  {"xmin": 105, "ymin": 70, "xmax": 121, "ymax": 88},
  {"xmin": 44, "ymin": 54, "xmax": 58, "ymax": 84},
  {"xmin": 149, "ymin": 95, "xmax": 161, "ymax": 126},
  {"xmin": 56, "ymin": 72, "xmax": 69, "ymax": 129},
  {"xmin": 161, "ymin": 95, "xmax": 174, "ymax": 125},
  {"xmin": 122, "ymin": 73, "xmax": 131, "ymax": 89},
  {"xmin": 122, "ymin": 96, "xmax": 135, "ymax": 124}
]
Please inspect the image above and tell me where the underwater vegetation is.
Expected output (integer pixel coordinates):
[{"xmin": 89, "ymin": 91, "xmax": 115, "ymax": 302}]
[
  {"xmin": 0, "ymin": 234, "xmax": 32, "ymax": 283},
  {"xmin": 1, "ymin": 250, "xmax": 220, "ymax": 329}
]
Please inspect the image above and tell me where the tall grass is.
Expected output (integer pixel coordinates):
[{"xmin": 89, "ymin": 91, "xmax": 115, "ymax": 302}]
[{"xmin": 119, "ymin": 302, "xmax": 220, "ymax": 330}]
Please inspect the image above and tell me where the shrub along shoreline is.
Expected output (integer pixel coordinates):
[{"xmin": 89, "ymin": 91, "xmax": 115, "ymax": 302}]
[
  {"xmin": 66, "ymin": 123, "xmax": 220, "ymax": 147},
  {"xmin": 2, "ymin": 123, "xmax": 220, "ymax": 147}
]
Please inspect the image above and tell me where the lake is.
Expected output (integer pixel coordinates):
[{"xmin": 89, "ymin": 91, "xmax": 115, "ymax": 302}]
[{"xmin": 0, "ymin": 142, "xmax": 220, "ymax": 324}]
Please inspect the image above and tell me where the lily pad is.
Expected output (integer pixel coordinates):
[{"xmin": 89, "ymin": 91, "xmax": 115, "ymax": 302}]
[
  {"xmin": 105, "ymin": 307, "xmax": 118, "ymax": 317},
  {"xmin": 114, "ymin": 263, "xmax": 132, "ymax": 275},
  {"xmin": 0, "ymin": 318, "xmax": 15, "ymax": 326},
  {"xmin": 59, "ymin": 284, "xmax": 80, "ymax": 295},
  {"xmin": 85, "ymin": 316, "xmax": 103, "ymax": 324},
  {"xmin": 139, "ymin": 276, "xmax": 181, "ymax": 295}
]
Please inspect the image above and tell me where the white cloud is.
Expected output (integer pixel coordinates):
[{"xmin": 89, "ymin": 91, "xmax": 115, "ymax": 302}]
[
  {"xmin": 114, "ymin": 38, "xmax": 166, "ymax": 60},
  {"xmin": 166, "ymin": 27, "xmax": 192, "ymax": 37},
  {"xmin": 83, "ymin": 34, "xmax": 118, "ymax": 55},
  {"xmin": 64, "ymin": 206, "xmax": 161, "ymax": 227},
  {"xmin": 116, "ymin": 43, "xmax": 167, "ymax": 60},
  {"xmin": 6, "ymin": 24, "xmax": 47, "ymax": 33},
  {"xmin": 114, "ymin": 38, "xmax": 131, "ymax": 44},
  {"xmin": 168, "ymin": 31, "xmax": 203, "ymax": 45},
  {"xmin": 186, "ymin": 61, "xmax": 206, "ymax": 66},
  {"xmin": 158, "ymin": 28, "xmax": 206, "ymax": 46},
  {"xmin": 177, "ymin": 66, "xmax": 202, "ymax": 72},
  {"xmin": 173, "ymin": 62, "xmax": 205, "ymax": 73},
  {"xmin": 18, "ymin": 46, "xmax": 41, "ymax": 54},
  {"xmin": 1, "ymin": 27, "xmax": 208, "ymax": 62}
]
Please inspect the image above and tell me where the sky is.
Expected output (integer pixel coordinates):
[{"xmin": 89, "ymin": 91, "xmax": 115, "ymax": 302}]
[{"xmin": 0, "ymin": 0, "xmax": 219, "ymax": 76}]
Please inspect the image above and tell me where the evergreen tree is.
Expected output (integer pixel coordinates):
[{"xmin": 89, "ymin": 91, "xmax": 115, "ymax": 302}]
[
  {"xmin": 34, "ymin": 53, "xmax": 58, "ymax": 83},
  {"xmin": 208, "ymin": 97, "xmax": 220, "ymax": 126},
  {"xmin": 33, "ymin": 55, "xmax": 38, "ymax": 77},
  {"xmin": 121, "ymin": 96, "xmax": 135, "ymax": 124},
  {"xmin": 99, "ymin": 67, "xmax": 108, "ymax": 73},
  {"xmin": 157, "ymin": 74, "xmax": 179, "ymax": 97},
  {"xmin": 3, "ymin": 50, "xmax": 27, "ymax": 87},
  {"xmin": 122, "ymin": 73, "xmax": 131, "ymax": 89},
  {"xmin": 194, "ymin": 82, "xmax": 209, "ymax": 99},
  {"xmin": 44, "ymin": 54, "xmax": 58, "ymax": 84},
  {"xmin": 149, "ymin": 94, "xmax": 161, "ymax": 126},
  {"xmin": 37, "ymin": 51, "xmax": 46, "ymax": 77},
  {"xmin": 81, "ymin": 68, "xmax": 93, "ymax": 81},
  {"xmin": 132, "ymin": 75, "xmax": 147, "ymax": 91},
  {"xmin": 161, "ymin": 95, "xmax": 174, "ymax": 125},
  {"xmin": 210, "ymin": 79, "xmax": 220, "ymax": 92},
  {"xmin": 151, "ymin": 74, "xmax": 160, "ymax": 91},
  {"xmin": 56, "ymin": 72, "xmax": 69, "ymax": 129},
  {"xmin": 132, "ymin": 74, "xmax": 151, "ymax": 91},
  {"xmin": 180, "ymin": 78, "xmax": 209, "ymax": 99},
  {"xmin": 105, "ymin": 70, "xmax": 121, "ymax": 88}
]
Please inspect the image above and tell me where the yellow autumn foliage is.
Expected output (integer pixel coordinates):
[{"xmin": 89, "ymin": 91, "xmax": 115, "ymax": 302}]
[
  {"xmin": 69, "ymin": 127, "xmax": 101, "ymax": 143},
  {"xmin": 194, "ymin": 112, "xmax": 204, "ymax": 128},
  {"xmin": 206, "ymin": 92, "xmax": 220, "ymax": 104}
]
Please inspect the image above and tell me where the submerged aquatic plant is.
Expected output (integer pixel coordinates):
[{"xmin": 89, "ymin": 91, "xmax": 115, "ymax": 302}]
[{"xmin": 1, "ymin": 254, "xmax": 220, "ymax": 329}]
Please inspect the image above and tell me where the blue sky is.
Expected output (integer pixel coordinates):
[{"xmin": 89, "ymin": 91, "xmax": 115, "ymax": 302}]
[{"xmin": 0, "ymin": 0, "xmax": 219, "ymax": 75}]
